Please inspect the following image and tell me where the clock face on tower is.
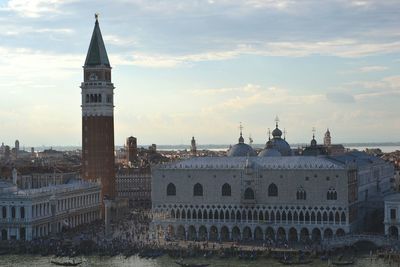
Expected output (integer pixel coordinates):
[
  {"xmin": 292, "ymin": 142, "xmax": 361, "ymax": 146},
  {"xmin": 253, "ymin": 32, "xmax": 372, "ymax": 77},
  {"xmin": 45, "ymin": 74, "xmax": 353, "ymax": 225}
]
[{"xmin": 89, "ymin": 73, "xmax": 98, "ymax": 81}]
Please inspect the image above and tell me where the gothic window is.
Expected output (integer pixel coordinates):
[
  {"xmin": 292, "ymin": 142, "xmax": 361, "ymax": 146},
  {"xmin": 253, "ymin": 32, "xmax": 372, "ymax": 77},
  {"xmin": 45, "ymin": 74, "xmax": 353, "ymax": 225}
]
[
  {"xmin": 98, "ymin": 94, "xmax": 102, "ymax": 103},
  {"xmin": 20, "ymin": 207, "xmax": 25, "ymax": 219},
  {"xmin": 268, "ymin": 183, "xmax": 278, "ymax": 197},
  {"xmin": 193, "ymin": 183, "xmax": 203, "ymax": 196},
  {"xmin": 244, "ymin": 188, "xmax": 255, "ymax": 200},
  {"xmin": 2, "ymin": 207, "xmax": 6, "ymax": 218},
  {"xmin": 166, "ymin": 183, "xmax": 176, "ymax": 196},
  {"xmin": 222, "ymin": 183, "xmax": 231, "ymax": 196},
  {"xmin": 391, "ymin": 209, "xmax": 396, "ymax": 220},
  {"xmin": 90, "ymin": 94, "xmax": 94, "ymax": 102},
  {"xmin": 106, "ymin": 94, "xmax": 112, "ymax": 103},
  {"xmin": 296, "ymin": 187, "xmax": 306, "ymax": 200},
  {"xmin": 85, "ymin": 94, "xmax": 89, "ymax": 103},
  {"xmin": 11, "ymin": 207, "xmax": 15, "ymax": 219},
  {"xmin": 327, "ymin": 187, "xmax": 337, "ymax": 200}
]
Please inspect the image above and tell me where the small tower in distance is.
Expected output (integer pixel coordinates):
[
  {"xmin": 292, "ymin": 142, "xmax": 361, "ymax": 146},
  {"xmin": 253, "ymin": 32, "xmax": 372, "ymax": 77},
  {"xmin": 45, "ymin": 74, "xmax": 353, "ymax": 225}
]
[
  {"xmin": 324, "ymin": 128, "xmax": 331, "ymax": 147},
  {"xmin": 15, "ymin": 140, "xmax": 19, "ymax": 158},
  {"xmin": 126, "ymin": 136, "xmax": 138, "ymax": 164},
  {"xmin": 190, "ymin": 136, "xmax": 197, "ymax": 156}
]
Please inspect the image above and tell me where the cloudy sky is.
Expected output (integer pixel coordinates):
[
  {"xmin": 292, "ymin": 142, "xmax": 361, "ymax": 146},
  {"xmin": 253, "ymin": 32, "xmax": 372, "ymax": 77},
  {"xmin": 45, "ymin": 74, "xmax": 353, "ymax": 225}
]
[{"xmin": 0, "ymin": 0, "xmax": 399, "ymax": 147}]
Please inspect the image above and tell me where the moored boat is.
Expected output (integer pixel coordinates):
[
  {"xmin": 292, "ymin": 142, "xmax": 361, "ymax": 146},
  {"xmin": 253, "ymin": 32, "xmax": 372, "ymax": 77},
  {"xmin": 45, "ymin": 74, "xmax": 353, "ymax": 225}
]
[
  {"xmin": 279, "ymin": 259, "xmax": 312, "ymax": 265},
  {"xmin": 50, "ymin": 260, "xmax": 82, "ymax": 266},
  {"xmin": 175, "ymin": 261, "xmax": 210, "ymax": 267},
  {"xmin": 331, "ymin": 260, "xmax": 355, "ymax": 266}
]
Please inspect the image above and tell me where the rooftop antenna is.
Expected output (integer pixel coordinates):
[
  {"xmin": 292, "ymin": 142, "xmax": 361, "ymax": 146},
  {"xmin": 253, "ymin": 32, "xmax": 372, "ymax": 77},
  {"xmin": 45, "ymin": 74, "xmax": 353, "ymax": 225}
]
[
  {"xmin": 268, "ymin": 128, "xmax": 271, "ymax": 141},
  {"xmin": 312, "ymin": 127, "xmax": 316, "ymax": 139},
  {"xmin": 95, "ymin": 13, "xmax": 99, "ymax": 21},
  {"xmin": 283, "ymin": 128, "xmax": 287, "ymax": 140}
]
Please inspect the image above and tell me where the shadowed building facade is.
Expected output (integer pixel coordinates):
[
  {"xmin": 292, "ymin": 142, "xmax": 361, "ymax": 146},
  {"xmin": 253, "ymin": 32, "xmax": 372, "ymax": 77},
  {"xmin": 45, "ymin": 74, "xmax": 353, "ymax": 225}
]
[{"xmin": 81, "ymin": 16, "xmax": 116, "ymax": 200}]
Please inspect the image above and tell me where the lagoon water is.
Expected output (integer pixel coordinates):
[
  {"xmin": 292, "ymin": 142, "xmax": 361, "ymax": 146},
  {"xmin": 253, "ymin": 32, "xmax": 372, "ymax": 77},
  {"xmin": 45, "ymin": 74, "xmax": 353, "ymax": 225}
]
[{"xmin": 0, "ymin": 254, "xmax": 391, "ymax": 267}]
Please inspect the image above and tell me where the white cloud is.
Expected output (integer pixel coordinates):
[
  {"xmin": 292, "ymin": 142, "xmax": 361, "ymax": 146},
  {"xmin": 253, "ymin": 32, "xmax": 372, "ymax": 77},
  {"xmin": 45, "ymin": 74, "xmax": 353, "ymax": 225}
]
[
  {"xmin": 3, "ymin": 0, "xmax": 74, "ymax": 18},
  {"xmin": 195, "ymin": 84, "xmax": 325, "ymax": 114},
  {"xmin": 359, "ymin": 65, "xmax": 388, "ymax": 72},
  {"xmin": 0, "ymin": 46, "xmax": 82, "ymax": 87},
  {"xmin": 110, "ymin": 39, "xmax": 400, "ymax": 68},
  {"xmin": 103, "ymin": 35, "xmax": 137, "ymax": 47}
]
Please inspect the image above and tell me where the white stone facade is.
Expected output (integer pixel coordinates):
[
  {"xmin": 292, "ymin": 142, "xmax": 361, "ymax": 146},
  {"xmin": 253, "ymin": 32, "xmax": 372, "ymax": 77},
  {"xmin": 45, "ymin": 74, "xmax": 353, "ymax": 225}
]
[
  {"xmin": 81, "ymin": 79, "xmax": 114, "ymax": 117},
  {"xmin": 116, "ymin": 169, "xmax": 151, "ymax": 209},
  {"xmin": 0, "ymin": 180, "xmax": 101, "ymax": 241},
  {"xmin": 151, "ymin": 154, "xmax": 393, "ymax": 242},
  {"xmin": 152, "ymin": 156, "xmax": 355, "ymax": 242}
]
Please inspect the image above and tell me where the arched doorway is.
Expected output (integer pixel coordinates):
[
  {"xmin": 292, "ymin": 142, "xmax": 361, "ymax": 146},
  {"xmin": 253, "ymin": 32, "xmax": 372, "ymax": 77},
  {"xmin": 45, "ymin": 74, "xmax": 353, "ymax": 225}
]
[
  {"xmin": 277, "ymin": 227, "xmax": 286, "ymax": 241},
  {"xmin": 166, "ymin": 225, "xmax": 175, "ymax": 239},
  {"xmin": 389, "ymin": 226, "xmax": 399, "ymax": 239},
  {"xmin": 323, "ymin": 228, "xmax": 333, "ymax": 239},
  {"xmin": 243, "ymin": 227, "xmax": 252, "ymax": 241},
  {"xmin": 300, "ymin": 228, "xmax": 309, "ymax": 242},
  {"xmin": 177, "ymin": 225, "xmax": 186, "ymax": 240},
  {"xmin": 209, "ymin": 226, "xmax": 218, "ymax": 241},
  {"xmin": 266, "ymin": 227, "xmax": 275, "ymax": 241},
  {"xmin": 312, "ymin": 228, "xmax": 321, "ymax": 242},
  {"xmin": 199, "ymin": 226, "xmax": 207, "ymax": 241},
  {"xmin": 188, "ymin": 225, "xmax": 196, "ymax": 241},
  {"xmin": 232, "ymin": 226, "xmax": 241, "ymax": 241},
  {"xmin": 254, "ymin": 226, "xmax": 263, "ymax": 241},
  {"xmin": 220, "ymin": 226, "xmax": 230, "ymax": 241},
  {"xmin": 1, "ymin": 229, "xmax": 7, "ymax": 241},
  {"xmin": 288, "ymin": 228, "xmax": 298, "ymax": 242}
]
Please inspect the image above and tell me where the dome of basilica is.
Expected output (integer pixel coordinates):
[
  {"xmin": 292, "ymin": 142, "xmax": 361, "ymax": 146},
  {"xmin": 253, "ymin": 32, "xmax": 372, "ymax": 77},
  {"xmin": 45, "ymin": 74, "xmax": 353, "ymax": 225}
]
[
  {"xmin": 258, "ymin": 120, "xmax": 292, "ymax": 157},
  {"xmin": 258, "ymin": 148, "xmax": 281, "ymax": 157},
  {"xmin": 227, "ymin": 133, "xmax": 257, "ymax": 157}
]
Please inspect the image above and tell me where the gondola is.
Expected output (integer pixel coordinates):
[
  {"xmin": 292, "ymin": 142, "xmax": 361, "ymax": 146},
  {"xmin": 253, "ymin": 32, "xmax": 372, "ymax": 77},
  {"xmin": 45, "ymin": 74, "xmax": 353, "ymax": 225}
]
[
  {"xmin": 175, "ymin": 261, "xmax": 210, "ymax": 267},
  {"xmin": 331, "ymin": 260, "xmax": 355, "ymax": 266},
  {"xmin": 279, "ymin": 259, "xmax": 313, "ymax": 265},
  {"xmin": 50, "ymin": 260, "xmax": 82, "ymax": 266}
]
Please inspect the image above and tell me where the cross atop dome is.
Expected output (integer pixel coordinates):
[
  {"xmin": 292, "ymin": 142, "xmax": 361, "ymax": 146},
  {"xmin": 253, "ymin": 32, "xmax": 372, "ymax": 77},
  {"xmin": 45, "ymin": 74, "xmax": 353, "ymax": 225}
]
[
  {"xmin": 275, "ymin": 116, "xmax": 280, "ymax": 128},
  {"xmin": 238, "ymin": 122, "xmax": 244, "ymax": 143}
]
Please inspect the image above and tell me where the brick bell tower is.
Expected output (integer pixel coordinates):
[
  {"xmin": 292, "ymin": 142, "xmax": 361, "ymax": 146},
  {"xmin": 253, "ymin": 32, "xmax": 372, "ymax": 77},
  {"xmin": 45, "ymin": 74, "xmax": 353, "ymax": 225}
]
[{"xmin": 81, "ymin": 14, "xmax": 116, "ymax": 201}]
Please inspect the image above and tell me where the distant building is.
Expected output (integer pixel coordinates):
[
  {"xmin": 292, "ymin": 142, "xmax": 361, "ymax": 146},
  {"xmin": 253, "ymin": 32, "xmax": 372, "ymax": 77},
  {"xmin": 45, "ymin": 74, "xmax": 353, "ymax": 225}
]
[
  {"xmin": 116, "ymin": 167, "xmax": 151, "ymax": 209},
  {"xmin": 17, "ymin": 171, "xmax": 80, "ymax": 189},
  {"xmin": 4, "ymin": 146, "xmax": 10, "ymax": 161},
  {"xmin": 14, "ymin": 140, "xmax": 19, "ymax": 158},
  {"xmin": 324, "ymin": 129, "xmax": 331, "ymax": 146},
  {"xmin": 384, "ymin": 193, "xmax": 400, "ymax": 239},
  {"xmin": 190, "ymin": 137, "xmax": 197, "ymax": 156},
  {"xmin": 127, "ymin": 136, "xmax": 138, "ymax": 164},
  {"xmin": 302, "ymin": 132, "xmax": 328, "ymax": 156},
  {"xmin": 0, "ymin": 179, "xmax": 101, "ymax": 241},
  {"xmin": 38, "ymin": 148, "xmax": 64, "ymax": 159}
]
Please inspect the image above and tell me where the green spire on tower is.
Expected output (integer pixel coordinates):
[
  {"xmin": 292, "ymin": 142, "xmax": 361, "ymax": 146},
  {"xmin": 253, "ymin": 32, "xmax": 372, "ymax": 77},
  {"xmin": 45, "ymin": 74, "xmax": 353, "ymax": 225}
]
[{"xmin": 84, "ymin": 13, "xmax": 110, "ymax": 67}]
